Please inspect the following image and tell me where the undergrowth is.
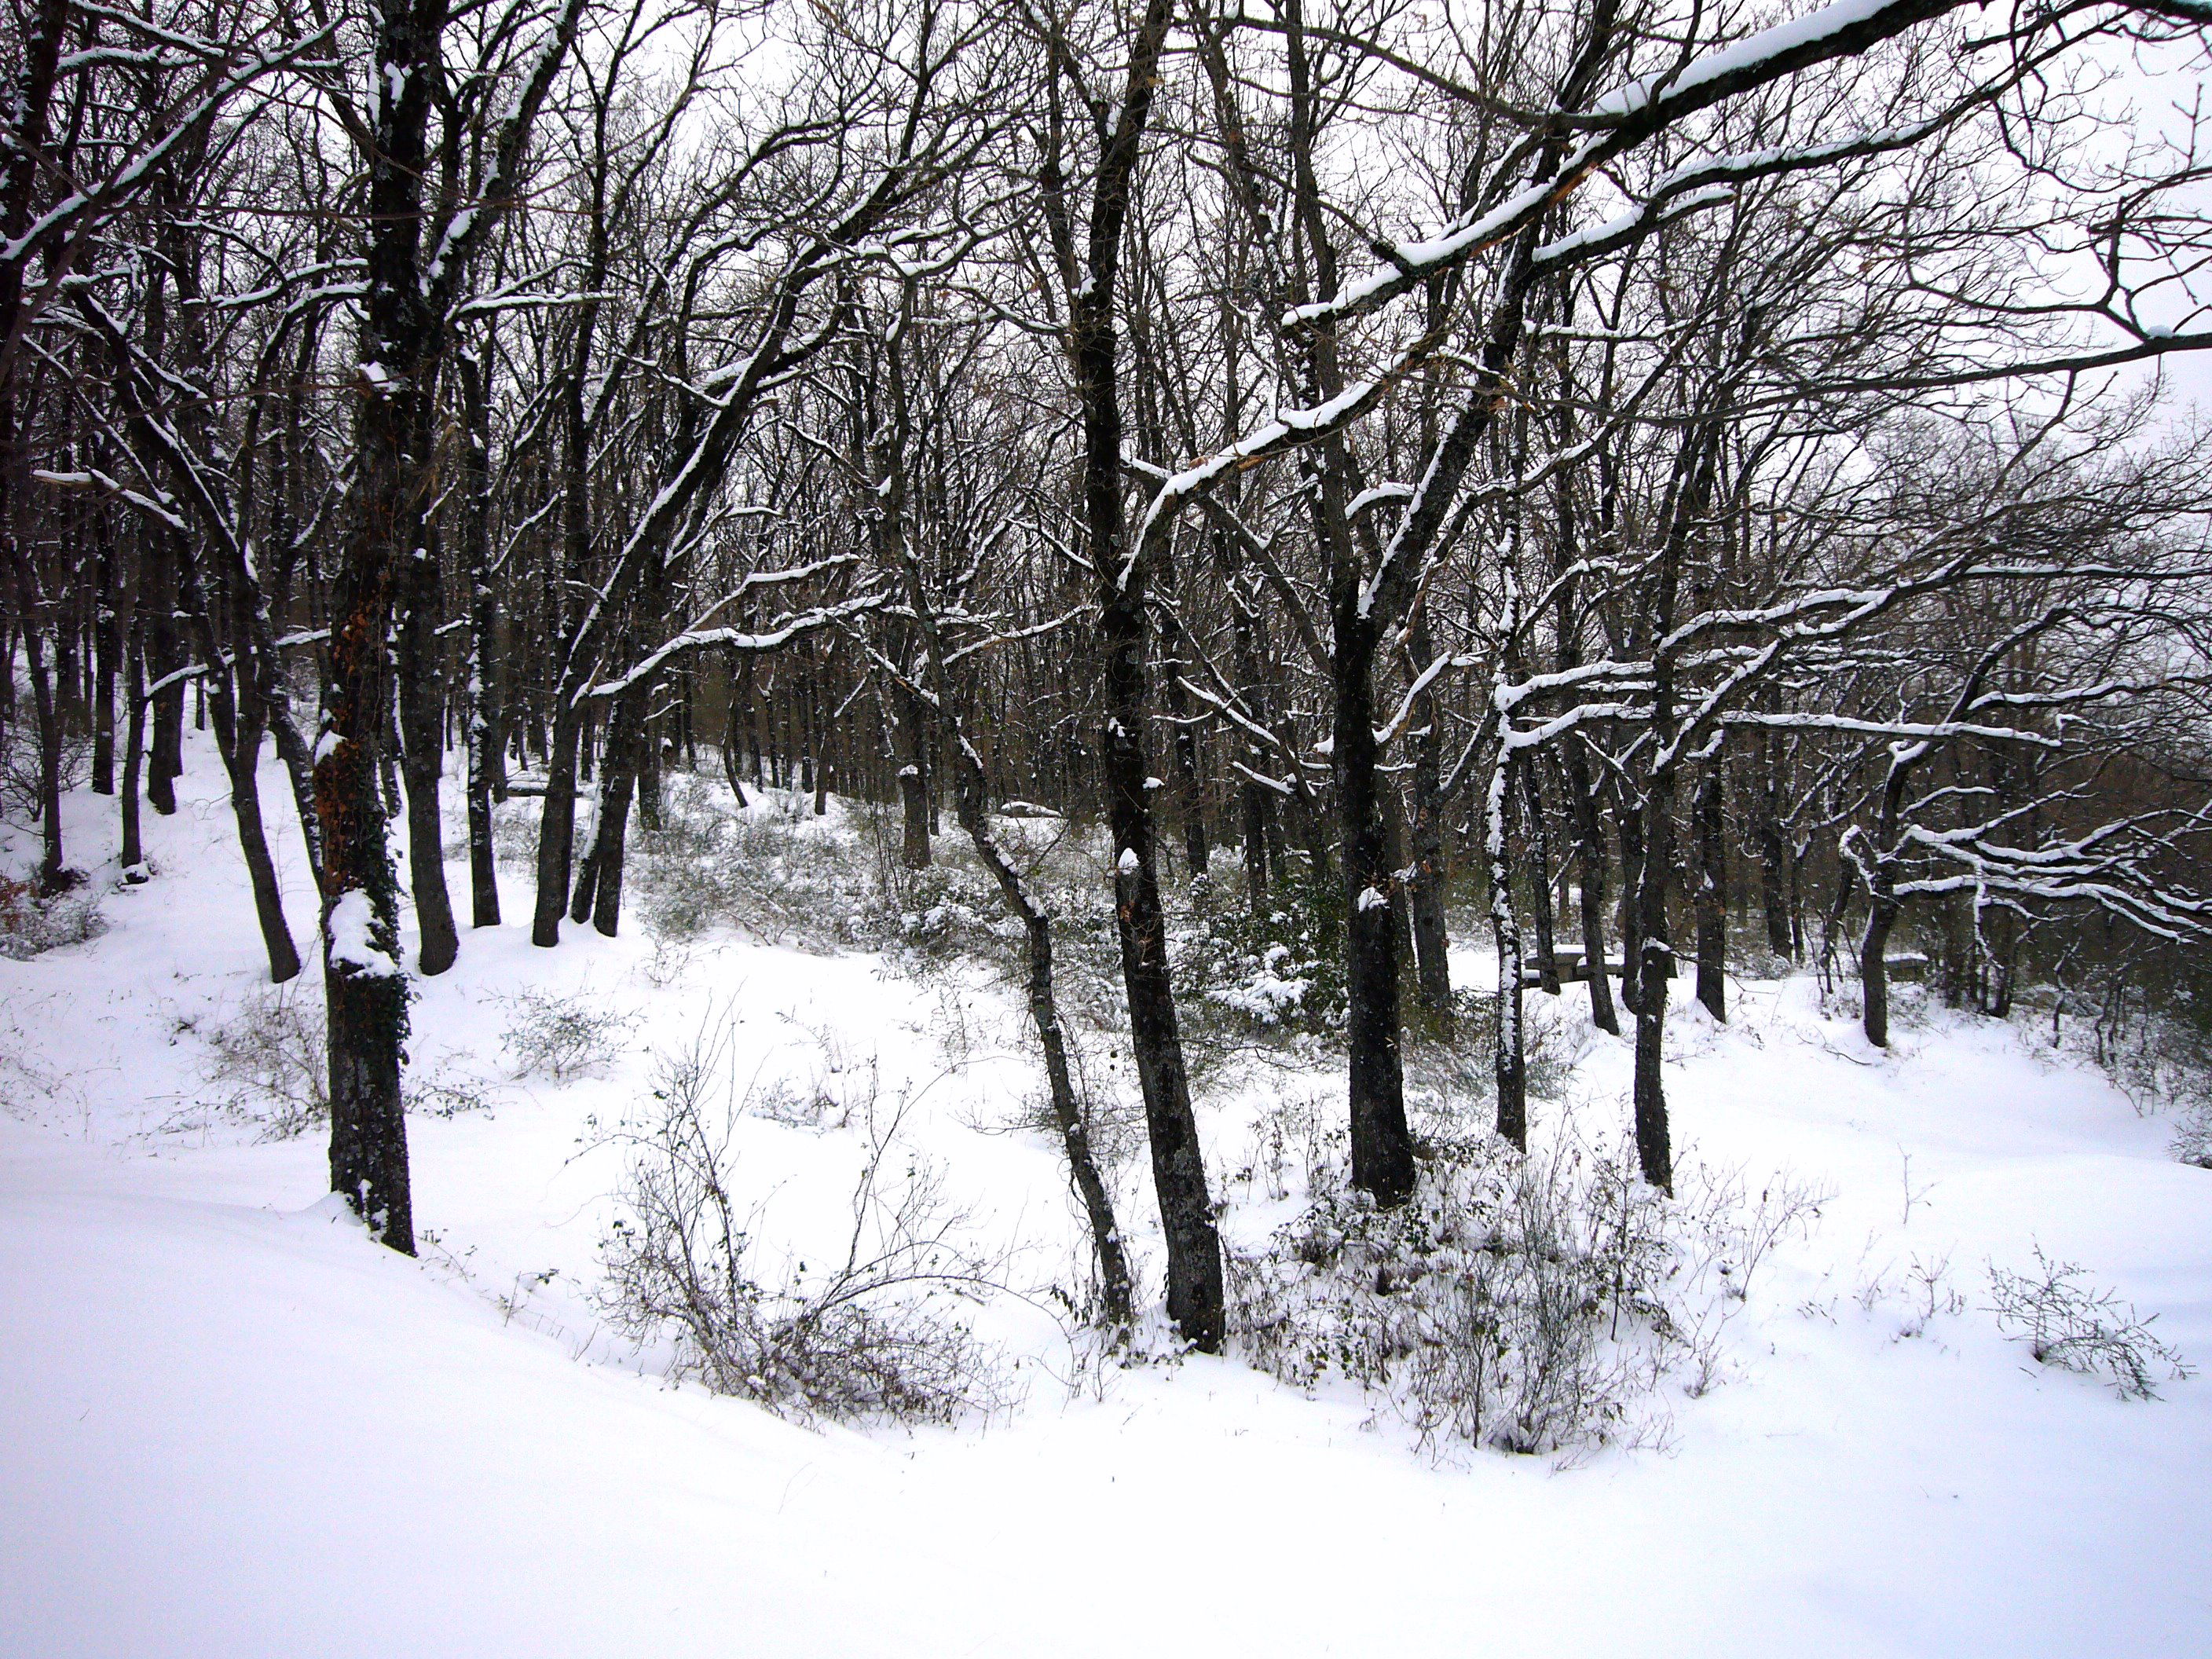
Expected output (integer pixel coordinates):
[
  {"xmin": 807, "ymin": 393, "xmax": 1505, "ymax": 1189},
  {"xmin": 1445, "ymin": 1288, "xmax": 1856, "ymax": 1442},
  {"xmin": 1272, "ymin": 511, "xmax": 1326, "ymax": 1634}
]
[{"xmin": 595, "ymin": 1012, "xmax": 1005, "ymax": 1424}]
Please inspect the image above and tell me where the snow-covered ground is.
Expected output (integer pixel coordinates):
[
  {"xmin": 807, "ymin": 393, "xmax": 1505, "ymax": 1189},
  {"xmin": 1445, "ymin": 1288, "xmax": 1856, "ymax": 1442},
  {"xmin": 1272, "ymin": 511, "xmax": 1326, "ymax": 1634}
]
[{"xmin": 4, "ymin": 733, "xmax": 2209, "ymax": 1657}]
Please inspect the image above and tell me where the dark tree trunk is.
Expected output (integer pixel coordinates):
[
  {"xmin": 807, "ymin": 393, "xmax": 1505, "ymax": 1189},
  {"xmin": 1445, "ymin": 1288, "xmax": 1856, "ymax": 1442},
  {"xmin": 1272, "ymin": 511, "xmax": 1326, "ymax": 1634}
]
[
  {"xmin": 1053, "ymin": 0, "xmax": 1222, "ymax": 1349},
  {"xmin": 11, "ymin": 589, "xmax": 67, "ymax": 888},
  {"xmin": 532, "ymin": 700, "xmax": 581, "ymax": 945},
  {"xmin": 1755, "ymin": 733, "xmax": 1792, "ymax": 959},
  {"xmin": 1523, "ymin": 757, "xmax": 1562, "ymax": 997},
  {"xmin": 898, "ymin": 689, "xmax": 931, "ymax": 869},
  {"xmin": 320, "ymin": 0, "xmax": 477, "ymax": 1257},
  {"xmin": 1160, "ymin": 609, "xmax": 1208, "ymax": 882},
  {"xmin": 1405, "ymin": 615, "xmax": 1453, "ymax": 1021},
  {"xmin": 145, "ymin": 533, "xmax": 183, "ymax": 816},
  {"xmin": 1860, "ymin": 892, "xmax": 1899, "ymax": 1049},
  {"xmin": 1631, "ymin": 772, "xmax": 1677, "ymax": 1193},
  {"xmin": 218, "ymin": 695, "xmax": 301, "ymax": 983},
  {"xmin": 1489, "ymin": 751, "xmax": 1528, "ymax": 1150},
  {"xmin": 1616, "ymin": 786, "xmax": 1646, "ymax": 1018},
  {"xmin": 120, "ymin": 611, "xmax": 145, "ymax": 870},
  {"xmin": 720, "ymin": 673, "xmax": 750, "ymax": 808},
  {"xmin": 1335, "ymin": 604, "xmax": 1416, "ymax": 1202},
  {"xmin": 573, "ymin": 686, "xmax": 643, "ymax": 936},
  {"xmin": 91, "ymin": 529, "xmax": 116, "ymax": 794},
  {"xmin": 397, "ymin": 540, "xmax": 458, "ymax": 973},
  {"xmin": 174, "ymin": 543, "xmax": 300, "ymax": 982},
  {"xmin": 1692, "ymin": 758, "xmax": 1726, "ymax": 1020},
  {"xmin": 459, "ymin": 349, "xmax": 501, "ymax": 928},
  {"xmin": 1243, "ymin": 782, "xmax": 1273, "ymax": 907},
  {"xmin": 1560, "ymin": 741, "xmax": 1619, "ymax": 1035}
]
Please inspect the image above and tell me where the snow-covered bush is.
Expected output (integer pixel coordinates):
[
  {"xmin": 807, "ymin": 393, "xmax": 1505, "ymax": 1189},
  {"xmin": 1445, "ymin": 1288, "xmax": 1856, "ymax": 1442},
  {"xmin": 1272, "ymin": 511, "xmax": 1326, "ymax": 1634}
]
[
  {"xmin": 1233, "ymin": 1133, "xmax": 1694, "ymax": 1459},
  {"xmin": 1987, "ymin": 1247, "xmax": 2192, "ymax": 1400},
  {"xmin": 0, "ymin": 873, "xmax": 104, "ymax": 961},
  {"xmin": 877, "ymin": 862, "xmax": 1009, "ymax": 959},
  {"xmin": 497, "ymin": 987, "xmax": 639, "ymax": 1081},
  {"xmin": 597, "ymin": 1021, "xmax": 1001, "ymax": 1424},
  {"xmin": 627, "ymin": 775, "xmax": 873, "ymax": 949},
  {"xmin": 2172, "ymin": 1100, "xmax": 2212, "ymax": 1169},
  {"xmin": 1177, "ymin": 888, "xmax": 1346, "ymax": 1038}
]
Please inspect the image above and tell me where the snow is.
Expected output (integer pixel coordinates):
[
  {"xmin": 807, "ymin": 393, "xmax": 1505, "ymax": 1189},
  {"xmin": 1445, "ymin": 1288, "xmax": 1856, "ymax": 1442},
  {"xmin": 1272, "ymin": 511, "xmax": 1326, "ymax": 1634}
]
[
  {"xmin": 325, "ymin": 888, "xmax": 399, "ymax": 977},
  {"xmin": 3, "ymin": 727, "xmax": 2210, "ymax": 1656},
  {"xmin": 1589, "ymin": 0, "xmax": 1900, "ymax": 119}
]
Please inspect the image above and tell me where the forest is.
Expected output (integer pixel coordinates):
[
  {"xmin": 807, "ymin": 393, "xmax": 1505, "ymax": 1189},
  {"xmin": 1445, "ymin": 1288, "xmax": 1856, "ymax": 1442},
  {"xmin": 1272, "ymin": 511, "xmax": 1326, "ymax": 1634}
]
[{"xmin": 4, "ymin": 0, "xmax": 2212, "ymax": 1651}]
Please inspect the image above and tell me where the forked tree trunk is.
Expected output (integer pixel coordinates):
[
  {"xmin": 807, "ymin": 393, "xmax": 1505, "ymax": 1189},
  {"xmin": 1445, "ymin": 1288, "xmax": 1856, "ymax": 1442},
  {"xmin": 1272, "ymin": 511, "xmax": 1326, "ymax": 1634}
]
[{"xmin": 1059, "ymin": 0, "xmax": 1223, "ymax": 1350}]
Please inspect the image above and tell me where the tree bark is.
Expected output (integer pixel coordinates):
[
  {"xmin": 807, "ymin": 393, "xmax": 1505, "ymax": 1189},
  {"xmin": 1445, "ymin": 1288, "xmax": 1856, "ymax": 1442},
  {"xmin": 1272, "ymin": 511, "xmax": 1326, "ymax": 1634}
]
[
  {"xmin": 1060, "ymin": 0, "xmax": 1224, "ymax": 1348},
  {"xmin": 397, "ymin": 538, "xmax": 458, "ymax": 973},
  {"xmin": 1692, "ymin": 757, "xmax": 1727, "ymax": 1020},
  {"xmin": 459, "ymin": 348, "xmax": 502, "ymax": 928}
]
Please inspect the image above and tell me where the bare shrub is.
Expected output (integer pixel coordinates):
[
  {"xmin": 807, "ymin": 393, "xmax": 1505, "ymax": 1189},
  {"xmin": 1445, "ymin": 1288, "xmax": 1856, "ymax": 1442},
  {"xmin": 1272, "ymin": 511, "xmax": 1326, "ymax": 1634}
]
[
  {"xmin": 1229, "ymin": 1089, "xmax": 1346, "ymax": 1203},
  {"xmin": 0, "ymin": 873, "xmax": 105, "ymax": 961},
  {"xmin": 1675, "ymin": 1163, "xmax": 1831, "ymax": 1302},
  {"xmin": 497, "ymin": 986, "xmax": 639, "ymax": 1081},
  {"xmin": 2174, "ymin": 1099, "xmax": 2212, "ymax": 1170},
  {"xmin": 413, "ymin": 1069, "xmax": 498, "ymax": 1119},
  {"xmin": 596, "ymin": 1016, "xmax": 1002, "ymax": 1423},
  {"xmin": 189, "ymin": 987, "xmax": 498, "ymax": 1136},
  {"xmin": 1987, "ymin": 1247, "xmax": 2193, "ymax": 1400},
  {"xmin": 1233, "ymin": 1132, "xmax": 1705, "ymax": 1459},
  {"xmin": 195, "ymin": 981, "xmax": 328, "ymax": 1137}
]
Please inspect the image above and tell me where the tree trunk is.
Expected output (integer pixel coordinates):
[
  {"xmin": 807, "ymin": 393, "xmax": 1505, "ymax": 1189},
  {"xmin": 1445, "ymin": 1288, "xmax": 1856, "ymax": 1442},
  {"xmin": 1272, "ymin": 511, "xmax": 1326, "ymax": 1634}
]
[
  {"xmin": 321, "ymin": 0, "xmax": 467, "ymax": 1256},
  {"xmin": 1860, "ymin": 889, "xmax": 1899, "ymax": 1049},
  {"xmin": 91, "ymin": 529, "xmax": 116, "ymax": 795},
  {"xmin": 898, "ymin": 689, "xmax": 931, "ymax": 869},
  {"xmin": 145, "ymin": 532, "xmax": 183, "ymax": 817},
  {"xmin": 1756, "ymin": 733, "xmax": 1792, "ymax": 958},
  {"xmin": 1693, "ymin": 758, "xmax": 1726, "ymax": 1020},
  {"xmin": 1522, "ymin": 757, "xmax": 1561, "ymax": 997},
  {"xmin": 1489, "ymin": 750, "xmax": 1528, "ymax": 1149},
  {"xmin": 1631, "ymin": 777, "xmax": 1676, "ymax": 1193},
  {"xmin": 1405, "ymin": 616, "xmax": 1454, "ymax": 1022},
  {"xmin": 397, "ymin": 541, "xmax": 458, "ymax": 973},
  {"xmin": 1560, "ymin": 740, "xmax": 1619, "ymax": 1035},
  {"xmin": 119, "ymin": 612, "xmax": 145, "ymax": 871},
  {"xmin": 1060, "ymin": 0, "xmax": 1223, "ymax": 1350},
  {"xmin": 532, "ymin": 699, "xmax": 581, "ymax": 945},
  {"xmin": 1335, "ymin": 606, "xmax": 1417, "ymax": 1202},
  {"xmin": 219, "ymin": 698, "xmax": 302, "ymax": 983},
  {"xmin": 459, "ymin": 350, "xmax": 501, "ymax": 928}
]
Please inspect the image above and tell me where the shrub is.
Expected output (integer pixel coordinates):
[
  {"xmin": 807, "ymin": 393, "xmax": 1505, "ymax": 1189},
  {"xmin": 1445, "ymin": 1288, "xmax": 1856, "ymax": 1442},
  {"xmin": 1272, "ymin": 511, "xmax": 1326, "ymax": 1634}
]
[
  {"xmin": 189, "ymin": 984, "xmax": 497, "ymax": 1137},
  {"xmin": 1177, "ymin": 881, "xmax": 1346, "ymax": 1038},
  {"xmin": 596, "ymin": 1016, "xmax": 1002, "ymax": 1423},
  {"xmin": 191, "ymin": 981, "xmax": 330, "ymax": 1138},
  {"xmin": 627, "ymin": 775, "xmax": 875, "ymax": 950},
  {"xmin": 497, "ymin": 986, "xmax": 639, "ymax": 1081},
  {"xmin": 1233, "ymin": 1132, "xmax": 1697, "ymax": 1459},
  {"xmin": 0, "ymin": 873, "xmax": 104, "ymax": 961},
  {"xmin": 1987, "ymin": 1247, "xmax": 2193, "ymax": 1400}
]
